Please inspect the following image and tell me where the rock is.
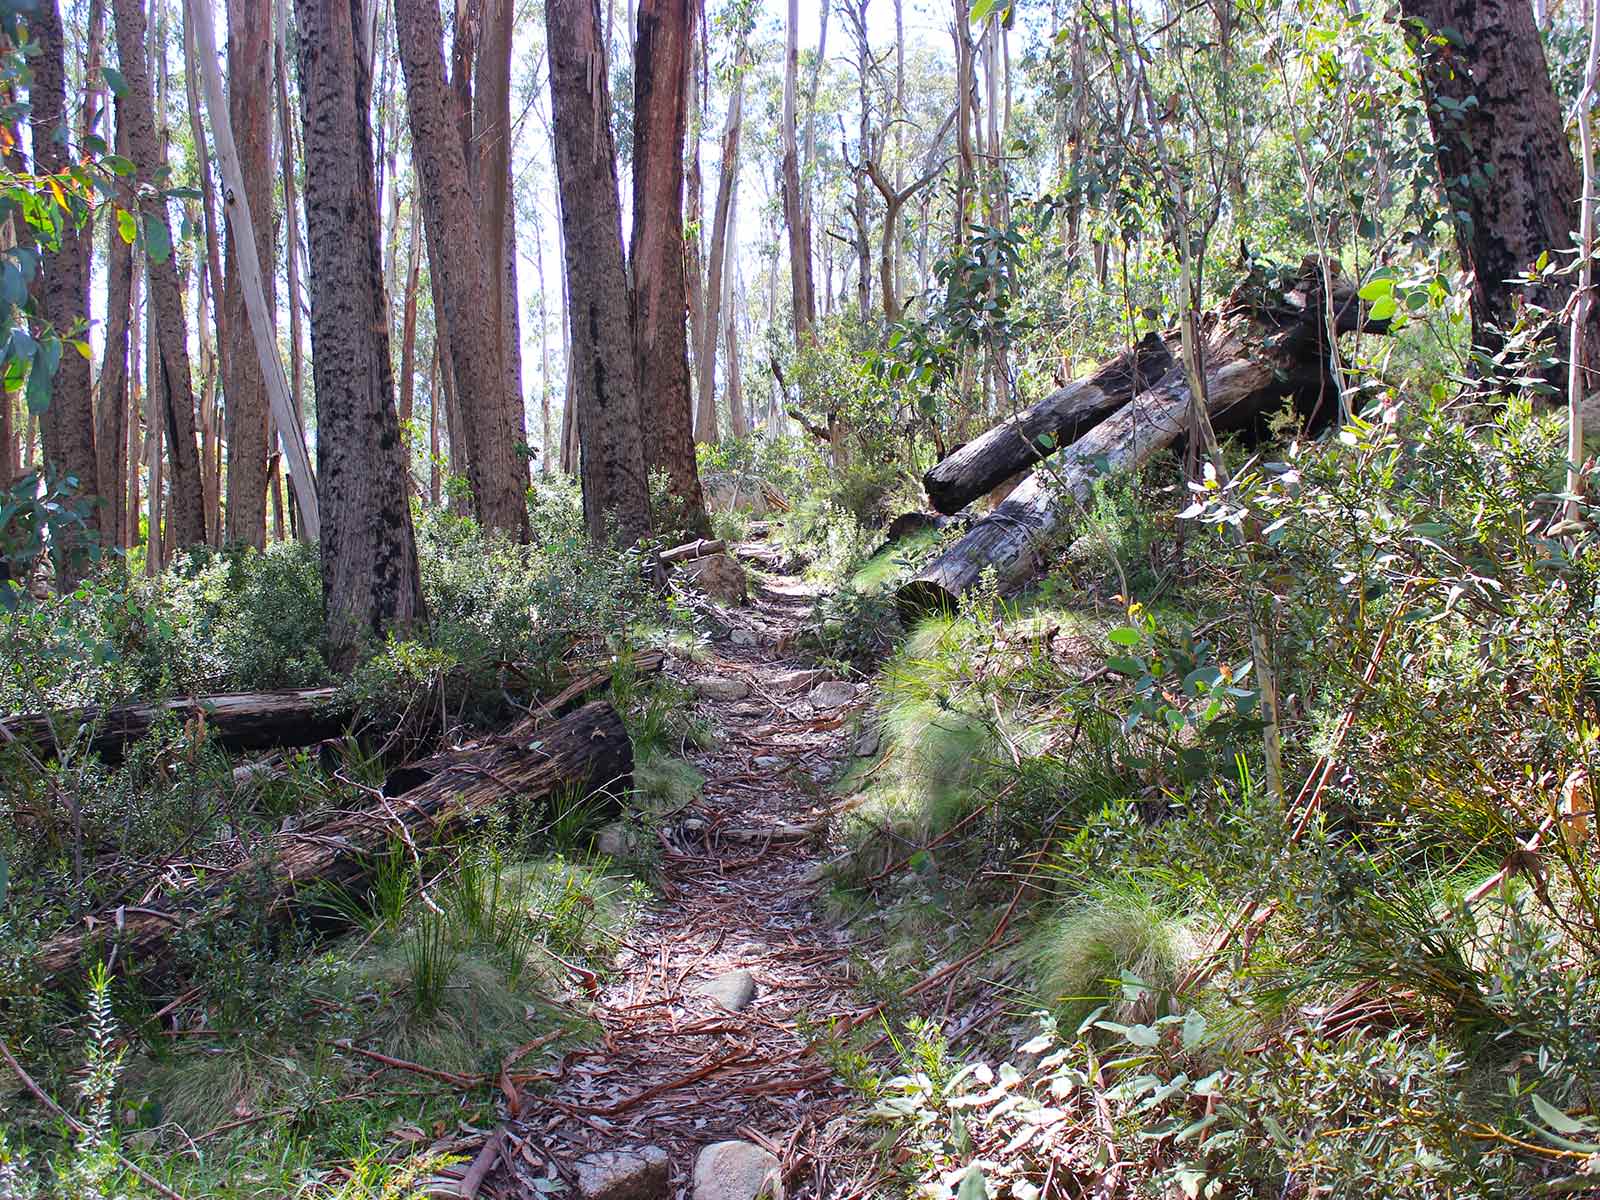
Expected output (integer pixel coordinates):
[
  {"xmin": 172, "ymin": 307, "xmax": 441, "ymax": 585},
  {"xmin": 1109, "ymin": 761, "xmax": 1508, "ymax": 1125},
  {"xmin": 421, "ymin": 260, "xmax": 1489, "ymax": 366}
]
[
  {"xmin": 575, "ymin": 1145, "xmax": 670, "ymax": 1200},
  {"xmin": 769, "ymin": 667, "xmax": 826, "ymax": 694},
  {"xmin": 691, "ymin": 1140, "xmax": 782, "ymax": 1200},
  {"xmin": 730, "ymin": 628, "xmax": 760, "ymax": 647},
  {"xmin": 854, "ymin": 723, "xmax": 882, "ymax": 758},
  {"xmin": 753, "ymin": 755, "xmax": 784, "ymax": 770},
  {"xmin": 808, "ymin": 680, "xmax": 862, "ymax": 710},
  {"xmin": 681, "ymin": 552, "xmax": 749, "ymax": 606},
  {"xmin": 694, "ymin": 676, "xmax": 751, "ymax": 702},
  {"xmin": 595, "ymin": 822, "xmax": 636, "ymax": 859},
  {"xmin": 694, "ymin": 968, "xmax": 757, "ymax": 1012}
]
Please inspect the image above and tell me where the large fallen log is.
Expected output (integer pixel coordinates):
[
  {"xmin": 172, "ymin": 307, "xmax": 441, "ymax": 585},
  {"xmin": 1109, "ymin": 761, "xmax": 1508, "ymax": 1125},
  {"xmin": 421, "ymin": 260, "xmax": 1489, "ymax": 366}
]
[
  {"xmin": 35, "ymin": 700, "xmax": 633, "ymax": 980},
  {"xmin": 3, "ymin": 651, "xmax": 663, "ymax": 764},
  {"xmin": 922, "ymin": 331, "xmax": 1177, "ymax": 515},
  {"xmin": 898, "ymin": 266, "xmax": 1372, "ymax": 616}
]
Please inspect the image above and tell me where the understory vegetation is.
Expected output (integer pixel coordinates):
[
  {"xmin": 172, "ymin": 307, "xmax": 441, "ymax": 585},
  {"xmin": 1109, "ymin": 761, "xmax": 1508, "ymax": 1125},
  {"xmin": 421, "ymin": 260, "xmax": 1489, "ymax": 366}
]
[{"xmin": 801, "ymin": 395, "xmax": 1600, "ymax": 1198}]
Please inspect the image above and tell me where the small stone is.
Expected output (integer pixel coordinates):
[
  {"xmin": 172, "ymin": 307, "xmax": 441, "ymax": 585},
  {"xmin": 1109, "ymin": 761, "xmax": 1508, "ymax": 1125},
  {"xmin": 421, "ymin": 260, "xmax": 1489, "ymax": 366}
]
[
  {"xmin": 769, "ymin": 667, "xmax": 826, "ymax": 693},
  {"xmin": 753, "ymin": 755, "xmax": 784, "ymax": 770},
  {"xmin": 694, "ymin": 676, "xmax": 750, "ymax": 702},
  {"xmin": 595, "ymin": 822, "xmax": 635, "ymax": 859},
  {"xmin": 695, "ymin": 968, "xmax": 757, "ymax": 1012},
  {"xmin": 729, "ymin": 628, "xmax": 760, "ymax": 647},
  {"xmin": 575, "ymin": 1145, "xmax": 670, "ymax": 1200},
  {"xmin": 692, "ymin": 1140, "xmax": 782, "ymax": 1200},
  {"xmin": 854, "ymin": 724, "xmax": 882, "ymax": 758},
  {"xmin": 808, "ymin": 680, "xmax": 861, "ymax": 710}
]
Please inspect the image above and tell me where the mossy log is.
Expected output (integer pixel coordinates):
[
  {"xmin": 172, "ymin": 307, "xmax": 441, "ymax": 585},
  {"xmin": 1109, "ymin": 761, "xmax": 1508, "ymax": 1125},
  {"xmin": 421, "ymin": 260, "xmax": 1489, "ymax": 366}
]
[
  {"xmin": 899, "ymin": 266, "xmax": 1378, "ymax": 616},
  {"xmin": 34, "ymin": 701, "xmax": 633, "ymax": 980},
  {"xmin": 922, "ymin": 331, "xmax": 1177, "ymax": 515},
  {"xmin": 2, "ymin": 652, "xmax": 663, "ymax": 764}
]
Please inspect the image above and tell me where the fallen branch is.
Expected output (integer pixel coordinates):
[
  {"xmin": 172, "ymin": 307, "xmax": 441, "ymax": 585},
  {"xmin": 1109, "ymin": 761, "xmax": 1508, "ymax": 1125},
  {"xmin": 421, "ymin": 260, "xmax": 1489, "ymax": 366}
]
[{"xmin": 36, "ymin": 702, "xmax": 633, "ymax": 981}]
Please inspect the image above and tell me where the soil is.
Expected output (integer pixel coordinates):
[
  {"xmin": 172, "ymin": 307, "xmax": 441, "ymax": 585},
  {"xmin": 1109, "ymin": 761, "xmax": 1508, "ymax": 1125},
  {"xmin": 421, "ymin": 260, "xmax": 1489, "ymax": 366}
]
[{"xmin": 487, "ymin": 541, "xmax": 880, "ymax": 1199}]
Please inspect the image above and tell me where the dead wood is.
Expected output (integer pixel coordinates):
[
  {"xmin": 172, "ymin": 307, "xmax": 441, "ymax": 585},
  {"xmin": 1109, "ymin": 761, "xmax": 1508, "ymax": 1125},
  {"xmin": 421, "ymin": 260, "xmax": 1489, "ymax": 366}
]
[
  {"xmin": 4, "ymin": 652, "xmax": 662, "ymax": 764},
  {"xmin": 922, "ymin": 331, "xmax": 1177, "ymax": 515},
  {"xmin": 899, "ymin": 264, "xmax": 1381, "ymax": 616},
  {"xmin": 35, "ymin": 701, "xmax": 633, "ymax": 980}
]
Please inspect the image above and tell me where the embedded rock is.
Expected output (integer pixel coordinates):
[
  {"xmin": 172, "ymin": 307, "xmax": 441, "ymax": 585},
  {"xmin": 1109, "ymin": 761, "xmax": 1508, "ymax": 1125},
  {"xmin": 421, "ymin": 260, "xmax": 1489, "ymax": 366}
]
[
  {"xmin": 574, "ymin": 1145, "xmax": 670, "ymax": 1200},
  {"xmin": 695, "ymin": 968, "xmax": 757, "ymax": 1012},
  {"xmin": 691, "ymin": 1140, "xmax": 782, "ymax": 1200}
]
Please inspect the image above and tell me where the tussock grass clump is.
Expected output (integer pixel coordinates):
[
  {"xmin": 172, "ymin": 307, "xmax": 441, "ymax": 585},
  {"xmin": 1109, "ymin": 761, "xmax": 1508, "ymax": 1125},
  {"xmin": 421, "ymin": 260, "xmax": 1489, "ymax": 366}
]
[
  {"xmin": 835, "ymin": 607, "xmax": 1120, "ymax": 880},
  {"xmin": 1033, "ymin": 879, "xmax": 1199, "ymax": 1028}
]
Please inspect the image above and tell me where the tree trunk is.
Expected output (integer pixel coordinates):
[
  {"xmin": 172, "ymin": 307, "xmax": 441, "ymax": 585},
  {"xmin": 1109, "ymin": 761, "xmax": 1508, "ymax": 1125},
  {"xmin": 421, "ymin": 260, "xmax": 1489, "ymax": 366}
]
[
  {"xmin": 685, "ymin": 24, "xmax": 707, "ymax": 426},
  {"xmin": 900, "ymin": 268, "xmax": 1376, "ymax": 614},
  {"xmin": 398, "ymin": 200, "xmax": 423, "ymax": 430},
  {"xmin": 1401, "ymin": 0, "xmax": 1597, "ymax": 372},
  {"xmin": 393, "ymin": 0, "xmax": 529, "ymax": 540},
  {"xmin": 191, "ymin": 0, "xmax": 321, "ymax": 541},
  {"xmin": 547, "ymin": 0, "xmax": 652, "ymax": 544},
  {"xmin": 221, "ymin": 0, "xmax": 277, "ymax": 547},
  {"xmin": 31, "ymin": 0, "xmax": 103, "ymax": 571},
  {"xmin": 922, "ymin": 332, "xmax": 1176, "ymax": 514},
  {"xmin": 277, "ymin": 0, "xmax": 310, "ymax": 539},
  {"xmin": 781, "ymin": 0, "xmax": 816, "ymax": 343},
  {"xmin": 474, "ymin": 0, "xmax": 528, "ymax": 504},
  {"xmin": 295, "ymin": 0, "xmax": 425, "ymax": 670},
  {"xmin": 697, "ymin": 47, "xmax": 746, "ymax": 445},
  {"xmin": 36, "ymin": 701, "xmax": 634, "ymax": 981},
  {"xmin": 112, "ymin": 0, "xmax": 206, "ymax": 551},
  {"xmin": 532, "ymin": 193, "xmax": 554, "ymax": 475},
  {"xmin": 631, "ymin": 0, "xmax": 711, "ymax": 536}
]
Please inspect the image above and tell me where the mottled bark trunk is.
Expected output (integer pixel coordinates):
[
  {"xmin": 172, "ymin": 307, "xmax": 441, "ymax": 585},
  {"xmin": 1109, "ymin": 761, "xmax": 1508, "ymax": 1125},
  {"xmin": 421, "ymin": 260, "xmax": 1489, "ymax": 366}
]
[
  {"xmin": 547, "ymin": 0, "xmax": 651, "ymax": 544},
  {"xmin": 223, "ymin": 0, "xmax": 276, "ymax": 547},
  {"xmin": 697, "ymin": 49, "xmax": 745, "ymax": 444},
  {"xmin": 31, "ymin": 0, "xmax": 103, "ymax": 571},
  {"xmin": 781, "ymin": 0, "xmax": 815, "ymax": 343},
  {"xmin": 1402, "ymin": 0, "xmax": 1598, "ymax": 376},
  {"xmin": 632, "ymin": 0, "xmax": 710, "ymax": 536},
  {"xmin": 474, "ymin": 0, "xmax": 529, "ymax": 500},
  {"xmin": 112, "ymin": 0, "xmax": 206, "ymax": 550},
  {"xmin": 295, "ymin": 0, "xmax": 425, "ymax": 669},
  {"xmin": 394, "ymin": 0, "xmax": 527, "ymax": 539},
  {"xmin": 398, "ymin": 200, "xmax": 422, "ymax": 429}
]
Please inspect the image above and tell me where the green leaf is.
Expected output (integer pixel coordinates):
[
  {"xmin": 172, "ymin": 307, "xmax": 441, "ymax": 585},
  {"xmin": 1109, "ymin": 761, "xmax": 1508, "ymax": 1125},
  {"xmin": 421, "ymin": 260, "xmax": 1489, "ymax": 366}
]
[
  {"xmin": 956, "ymin": 1165, "xmax": 989, "ymax": 1200},
  {"xmin": 1108, "ymin": 626, "xmax": 1142, "ymax": 647},
  {"xmin": 1124, "ymin": 1023, "xmax": 1160, "ymax": 1048},
  {"xmin": 1531, "ymin": 1093, "xmax": 1599, "ymax": 1138},
  {"xmin": 969, "ymin": 0, "xmax": 999, "ymax": 22},
  {"xmin": 115, "ymin": 207, "xmax": 138, "ymax": 244},
  {"xmin": 1368, "ymin": 295, "xmax": 1398, "ymax": 322},
  {"xmin": 1181, "ymin": 1008, "xmax": 1208, "ymax": 1050},
  {"xmin": 1357, "ymin": 276, "xmax": 1394, "ymax": 301},
  {"xmin": 101, "ymin": 65, "xmax": 130, "ymax": 97},
  {"xmin": 143, "ymin": 213, "xmax": 172, "ymax": 264}
]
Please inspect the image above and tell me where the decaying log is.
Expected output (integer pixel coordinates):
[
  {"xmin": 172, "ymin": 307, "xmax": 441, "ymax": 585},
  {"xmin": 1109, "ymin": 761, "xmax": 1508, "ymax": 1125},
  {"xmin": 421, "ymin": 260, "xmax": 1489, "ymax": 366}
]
[
  {"xmin": 3, "ymin": 652, "xmax": 663, "ymax": 764},
  {"xmin": 899, "ymin": 266, "xmax": 1376, "ymax": 616},
  {"xmin": 922, "ymin": 332, "xmax": 1176, "ymax": 515},
  {"xmin": 35, "ymin": 701, "xmax": 633, "ymax": 980},
  {"xmin": 1, "ymin": 687, "xmax": 347, "ymax": 763},
  {"xmin": 659, "ymin": 538, "xmax": 727, "ymax": 565}
]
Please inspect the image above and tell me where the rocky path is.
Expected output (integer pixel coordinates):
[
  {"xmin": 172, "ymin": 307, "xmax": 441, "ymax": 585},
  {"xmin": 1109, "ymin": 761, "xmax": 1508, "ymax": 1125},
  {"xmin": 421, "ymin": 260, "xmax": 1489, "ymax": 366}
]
[{"xmin": 491, "ymin": 543, "xmax": 875, "ymax": 1200}]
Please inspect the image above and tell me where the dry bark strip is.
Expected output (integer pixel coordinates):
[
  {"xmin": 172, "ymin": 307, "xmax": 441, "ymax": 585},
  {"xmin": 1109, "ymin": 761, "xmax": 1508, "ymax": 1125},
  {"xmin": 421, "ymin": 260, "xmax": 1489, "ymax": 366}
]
[
  {"xmin": 35, "ymin": 701, "xmax": 633, "ymax": 980},
  {"xmin": 900, "ymin": 267, "xmax": 1375, "ymax": 615},
  {"xmin": 4, "ymin": 652, "xmax": 663, "ymax": 763},
  {"xmin": 922, "ymin": 331, "xmax": 1177, "ymax": 515}
]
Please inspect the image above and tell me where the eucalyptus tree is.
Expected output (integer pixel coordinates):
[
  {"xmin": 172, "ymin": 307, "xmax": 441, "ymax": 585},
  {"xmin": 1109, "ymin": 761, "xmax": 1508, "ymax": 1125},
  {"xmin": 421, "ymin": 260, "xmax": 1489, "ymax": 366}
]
[{"xmin": 293, "ymin": 0, "xmax": 425, "ymax": 669}]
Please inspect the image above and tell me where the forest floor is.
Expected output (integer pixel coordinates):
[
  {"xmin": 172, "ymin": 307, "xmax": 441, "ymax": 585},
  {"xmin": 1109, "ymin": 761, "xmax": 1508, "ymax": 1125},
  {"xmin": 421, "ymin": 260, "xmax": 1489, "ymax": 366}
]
[{"xmin": 478, "ymin": 542, "xmax": 879, "ymax": 1199}]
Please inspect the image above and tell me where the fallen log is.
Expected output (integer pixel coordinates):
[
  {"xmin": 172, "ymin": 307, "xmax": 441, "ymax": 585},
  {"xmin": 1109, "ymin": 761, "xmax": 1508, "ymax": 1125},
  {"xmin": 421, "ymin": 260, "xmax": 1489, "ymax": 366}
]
[
  {"xmin": 35, "ymin": 700, "xmax": 633, "ymax": 980},
  {"xmin": 899, "ymin": 265, "xmax": 1372, "ymax": 616},
  {"xmin": 659, "ymin": 538, "xmax": 727, "ymax": 565},
  {"xmin": 922, "ymin": 331, "xmax": 1177, "ymax": 515},
  {"xmin": 3, "ymin": 651, "xmax": 663, "ymax": 764}
]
